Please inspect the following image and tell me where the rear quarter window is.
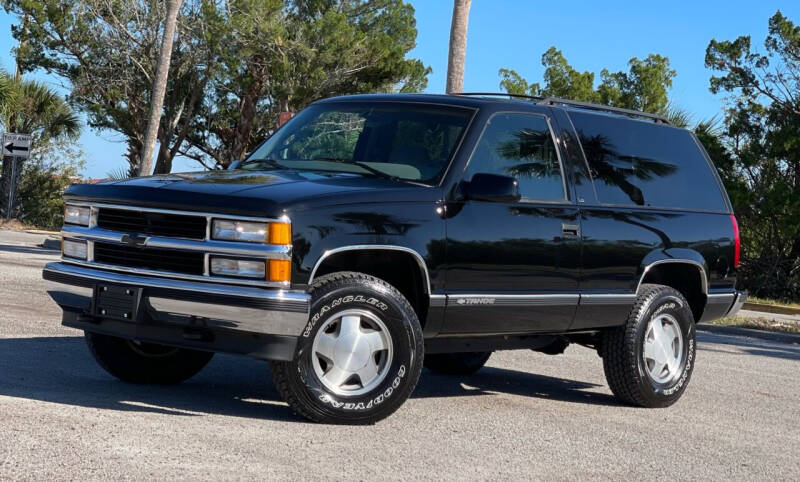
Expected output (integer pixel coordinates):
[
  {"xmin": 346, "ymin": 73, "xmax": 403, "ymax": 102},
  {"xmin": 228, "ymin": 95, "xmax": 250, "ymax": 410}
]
[{"xmin": 569, "ymin": 111, "xmax": 728, "ymax": 211}]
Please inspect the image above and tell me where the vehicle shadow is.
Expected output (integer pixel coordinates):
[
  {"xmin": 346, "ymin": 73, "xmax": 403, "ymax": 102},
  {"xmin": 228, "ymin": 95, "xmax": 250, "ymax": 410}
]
[
  {"xmin": 0, "ymin": 336, "xmax": 618, "ymax": 420},
  {"xmin": 0, "ymin": 243, "xmax": 59, "ymax": 256}
]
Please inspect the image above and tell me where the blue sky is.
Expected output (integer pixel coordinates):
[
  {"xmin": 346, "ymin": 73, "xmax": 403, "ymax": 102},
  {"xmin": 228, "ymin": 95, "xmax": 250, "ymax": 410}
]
[{"xmin": 1, "ymin": 1, "xmax": 797, "ymax": 178}]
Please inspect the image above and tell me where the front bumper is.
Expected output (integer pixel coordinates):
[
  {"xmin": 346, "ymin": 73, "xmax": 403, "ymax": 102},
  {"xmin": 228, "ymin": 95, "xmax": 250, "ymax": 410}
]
[{"xmin": 43, "ymin": 262, "xmax": 310, "ymax": 360}]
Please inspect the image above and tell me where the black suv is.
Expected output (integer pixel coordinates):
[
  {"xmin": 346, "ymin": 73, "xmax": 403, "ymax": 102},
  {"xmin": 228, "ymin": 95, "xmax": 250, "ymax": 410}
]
[{"xmin": 44, "ymin": 93, "xmax": 746, "ymax": 424}]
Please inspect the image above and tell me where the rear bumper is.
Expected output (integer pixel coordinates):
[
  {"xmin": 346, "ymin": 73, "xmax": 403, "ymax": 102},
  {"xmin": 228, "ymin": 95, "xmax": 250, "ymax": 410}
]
[
  {"xmin": 43, "ymin": 262, "xmax": 310, "ymax": 360},
  {"xmin": 724, "ymin": 290, "xmax": 747, "ymax": 318}
]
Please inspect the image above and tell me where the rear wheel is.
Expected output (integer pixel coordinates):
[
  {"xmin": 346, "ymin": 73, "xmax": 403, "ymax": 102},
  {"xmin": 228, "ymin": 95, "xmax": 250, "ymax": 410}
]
[
  {"xmin": 85, "ymin": 331, "xmax": 214, "ymax": 384},
  {"xmin": 270, "ymin": 272, "xmax": 423, "ymax": 424},
  {"xmin": 601, "ymin": 284, "xmax": 696, "ymax": 407},
  {"xmin": 424, "ymin": 352, "xmax": 492, "ymax": 375}
]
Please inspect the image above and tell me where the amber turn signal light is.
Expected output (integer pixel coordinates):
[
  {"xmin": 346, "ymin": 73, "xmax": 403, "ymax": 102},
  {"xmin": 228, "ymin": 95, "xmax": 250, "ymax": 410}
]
[
  {"xmin": 269, "ymin": 222, "xmax": 291, "ymax": 245},
  {"xmin": 268, "ymin": 259, "xmax": 291, "ymax": 282}
]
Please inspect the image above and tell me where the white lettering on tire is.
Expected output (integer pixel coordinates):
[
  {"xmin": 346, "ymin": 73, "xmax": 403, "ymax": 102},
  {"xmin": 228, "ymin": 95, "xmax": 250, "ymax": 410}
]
[
  {"xmin": 318, "ymin": 365, "xmax": 407, "ymax": 411},
  {"xmin": 303, "ymin": 295, "xmax": 389, "ymax": 338}
]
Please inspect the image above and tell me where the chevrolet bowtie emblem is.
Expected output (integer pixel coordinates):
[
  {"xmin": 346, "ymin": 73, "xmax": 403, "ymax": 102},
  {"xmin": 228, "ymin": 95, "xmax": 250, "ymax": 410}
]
[{"xmin": 120, "ymin": 233, "xmax": 149, "ymax": 247}]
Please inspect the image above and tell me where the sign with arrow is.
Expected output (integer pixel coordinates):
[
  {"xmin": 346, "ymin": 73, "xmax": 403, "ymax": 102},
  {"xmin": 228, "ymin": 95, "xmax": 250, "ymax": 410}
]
[{"xmin": 2, "ymin": 133, "xmax": 31, "ymax": 158}]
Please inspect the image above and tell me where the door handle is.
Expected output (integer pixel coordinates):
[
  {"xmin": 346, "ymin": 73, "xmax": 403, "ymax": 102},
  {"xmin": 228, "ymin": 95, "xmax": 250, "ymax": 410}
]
[{"xmin": 562, "ymin": 223, "xmax": 580, "ymax": 237}]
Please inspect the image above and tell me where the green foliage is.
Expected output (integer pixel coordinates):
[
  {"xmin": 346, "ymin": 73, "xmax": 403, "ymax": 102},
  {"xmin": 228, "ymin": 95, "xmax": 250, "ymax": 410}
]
[
  {"xmin": 706, "ymin": 10, "xmax": 800, "ymax": 300},
  {"xmin": 16, "ymin": 140, "xmax": 86, "ymax": 230},
  {"xmin": 4, "ymin": 0, "xmax": 430, "ymax": 173},
  {"xmin": 498, "ymin": 47, "xmax": 675, "ymax": 114}
]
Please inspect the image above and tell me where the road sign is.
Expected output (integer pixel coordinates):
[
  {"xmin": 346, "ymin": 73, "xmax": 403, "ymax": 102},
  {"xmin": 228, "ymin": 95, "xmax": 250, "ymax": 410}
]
[{"xmin": 2, "ymin": 133, "xmax": 31, "ymax": 158}]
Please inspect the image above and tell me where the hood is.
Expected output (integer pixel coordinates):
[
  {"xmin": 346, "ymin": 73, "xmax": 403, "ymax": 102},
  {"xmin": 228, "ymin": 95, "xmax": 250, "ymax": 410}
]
[{"xmin": 66, "ymin": 169, "xmax": 438, "ymax": 217}]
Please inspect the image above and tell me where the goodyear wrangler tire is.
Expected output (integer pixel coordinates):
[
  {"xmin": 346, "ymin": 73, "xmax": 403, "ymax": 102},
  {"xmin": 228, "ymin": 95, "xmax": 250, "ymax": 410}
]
[
  {"xmin": 84, "ymin": 331, "xmax": 214, "ymax": 384},
  {"xmin": 269, "ymin": 271, "xmax": 424, "ymax": 424},
  {"xmin": 601, "ymin": 283, "xmax": 696, "ymax": 408},
  {"xmin": 424, "ymin": 352, "xmax": 492, "ymax": 375}
]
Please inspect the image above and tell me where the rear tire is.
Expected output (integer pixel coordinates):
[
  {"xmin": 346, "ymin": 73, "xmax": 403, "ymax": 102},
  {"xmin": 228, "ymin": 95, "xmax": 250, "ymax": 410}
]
[
  {"xmin": 85, "ymin": 331, "xmax": 214, "ymax": 384},
  {"xmin": 270, "ymin": 272, "xmax": 424, "ymax": 424},
  {"xmin": 424, "ymin": 352, "xmax": 492, "ymax": 375},
  {"xmin": 601, "ymin": 284, "xmax": 696, "ymax": 408}
]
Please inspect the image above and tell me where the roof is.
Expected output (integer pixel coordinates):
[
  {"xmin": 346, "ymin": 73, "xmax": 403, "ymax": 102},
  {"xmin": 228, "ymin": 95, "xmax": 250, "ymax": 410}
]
[{"xmin": 315, "ymin": 93, "xmax": 671, "ymax": 125}]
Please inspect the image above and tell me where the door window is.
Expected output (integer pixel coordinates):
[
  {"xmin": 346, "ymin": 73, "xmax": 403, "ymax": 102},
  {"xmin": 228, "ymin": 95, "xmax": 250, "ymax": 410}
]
[{"xmin": 465, "ymin": 113, "xmax": 566, "ymax": 201}]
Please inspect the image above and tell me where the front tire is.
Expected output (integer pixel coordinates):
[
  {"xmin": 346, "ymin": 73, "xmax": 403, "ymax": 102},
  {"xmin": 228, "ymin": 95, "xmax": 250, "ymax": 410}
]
[
  {"xmin": 424, "ymin": 352, "xmax": 492, "ymax": 375},
  {"xmin": 601, "ymin": 284, "xmax": 696, "ymax": 408},
  {"xmin": 85, "ymin": 332, "xmax": 214, "ymax": 384},
  {"xmin": 270, "ymin": 272, "xmax": 424, "ymax": 424}
]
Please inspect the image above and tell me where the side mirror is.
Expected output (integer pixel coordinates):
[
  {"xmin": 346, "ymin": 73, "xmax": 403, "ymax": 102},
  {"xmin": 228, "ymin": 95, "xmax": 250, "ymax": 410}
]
[{"xmin": 462, "ymin": 173, "xmax": 521, "ymax": 203}]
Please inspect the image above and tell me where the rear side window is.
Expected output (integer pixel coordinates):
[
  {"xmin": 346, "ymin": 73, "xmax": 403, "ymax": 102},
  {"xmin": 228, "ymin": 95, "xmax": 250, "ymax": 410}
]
[{"xmin": 569, "ymin": 112, "xmax": 727, "ymax": 211}]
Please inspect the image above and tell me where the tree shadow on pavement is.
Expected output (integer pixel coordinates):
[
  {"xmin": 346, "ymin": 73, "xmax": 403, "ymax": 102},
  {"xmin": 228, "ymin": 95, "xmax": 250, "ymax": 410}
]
[{"xmin": 0, "ymin": 336, "xmax": 619, "ymax": 421}]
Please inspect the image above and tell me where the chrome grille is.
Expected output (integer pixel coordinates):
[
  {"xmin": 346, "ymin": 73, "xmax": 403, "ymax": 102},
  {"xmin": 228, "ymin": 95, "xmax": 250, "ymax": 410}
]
[
  {"xmin": 97, "ymin": 207, "xmax": 206, "ymax": 240},
  {"xmin": 93, "ymin": 242, "xmax": 205, "ymax": 276}
]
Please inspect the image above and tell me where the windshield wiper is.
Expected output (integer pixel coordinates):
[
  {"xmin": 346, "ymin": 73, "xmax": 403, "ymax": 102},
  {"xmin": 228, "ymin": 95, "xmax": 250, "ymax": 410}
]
[
  {"xmin": 237, "ymin": 158, "xmax": 285, "ymax": 170},
  {"xmin": 312, "ymin": 157, "xmax": 398, "ymax": 181}
]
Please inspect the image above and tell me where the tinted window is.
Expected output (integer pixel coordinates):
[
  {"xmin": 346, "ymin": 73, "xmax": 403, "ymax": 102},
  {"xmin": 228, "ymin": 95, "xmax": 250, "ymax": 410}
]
[
  {"xmin": 243, "ymin": 103, "xmax": 473, "ymax": 183},
  {"xmin": 569, "ymin": 112, "xmax": 727, "ymax": 211},
  {"xmin": 466, "ymin": 113, "xmax": 565, "ymax": 200}
]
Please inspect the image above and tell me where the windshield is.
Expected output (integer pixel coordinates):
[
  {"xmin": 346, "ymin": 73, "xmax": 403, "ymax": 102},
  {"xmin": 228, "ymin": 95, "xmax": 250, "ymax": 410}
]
[{"xmin": 240, "ymin": 101, "xmax": 474, "ymax": 184}]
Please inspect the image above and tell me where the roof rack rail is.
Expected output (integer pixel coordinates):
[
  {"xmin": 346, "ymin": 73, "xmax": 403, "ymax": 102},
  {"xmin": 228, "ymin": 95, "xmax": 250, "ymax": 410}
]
[
  {"xmin": 453, "ymin": 92, "xmax": 546, "ymax": 102},
  {"xmin": 539, "ymin": 97, "xmax": 671, "ymax": 124},
  {"xmin": 453, "ymin": 92, "xmax": 671, "ymax": 125}
]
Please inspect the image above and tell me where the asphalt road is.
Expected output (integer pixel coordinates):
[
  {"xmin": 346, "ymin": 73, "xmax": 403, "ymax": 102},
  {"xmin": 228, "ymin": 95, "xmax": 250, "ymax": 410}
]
[{"xmin": 1, "ymin": 229, "xmax": 798, "ymax": 480}]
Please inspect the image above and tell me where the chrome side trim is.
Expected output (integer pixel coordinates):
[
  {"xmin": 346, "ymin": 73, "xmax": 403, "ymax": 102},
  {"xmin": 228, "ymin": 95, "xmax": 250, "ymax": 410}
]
[
  {"xmin": 62, "ymin": 225, "xmax": 292, "ymax": 259},
  {"xmin": 309, "ymin": 245, "xmax": 432, "ymax": 294},
  {"xmin": 580, "ymin": 294, "xmax": 637, "ymax": 305},
  {"xmin": 448, "ymin": 294, "xmax": 579, "ymax": 307},
  {"xmin": 429, "ymin": 294, "xmax": 447, "ymax": 307},
  {"xmin": 61, "ymin": 258, "xmax": 290, "ymax": 289},
  {"xmin": 636, "ymin": 259, "xmax": 708, "ymax": 295}
]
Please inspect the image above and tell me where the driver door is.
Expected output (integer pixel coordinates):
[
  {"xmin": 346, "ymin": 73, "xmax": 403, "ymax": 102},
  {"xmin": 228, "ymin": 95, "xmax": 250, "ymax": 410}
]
[{"xmin": 442, "ymin": 111, "xmax": 581, "ymax": 334}]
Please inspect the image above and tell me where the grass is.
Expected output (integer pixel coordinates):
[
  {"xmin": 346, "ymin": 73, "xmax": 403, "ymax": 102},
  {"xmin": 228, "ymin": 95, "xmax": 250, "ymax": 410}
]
[
  {"xmin": 711, "ymin": 316, "xmax": 800, "ymax": 334},
  {"xmin": 747, "ymin": 296, "xmax": 800, "ymax": 310}
]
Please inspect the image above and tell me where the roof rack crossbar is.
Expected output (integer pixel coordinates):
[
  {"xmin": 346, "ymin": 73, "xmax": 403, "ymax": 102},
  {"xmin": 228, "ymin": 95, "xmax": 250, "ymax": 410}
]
[
  {"xmin": 452, "ymin": 92, "xmax": 671, "ymax": 125},
  {"xmin": 539, "ymin": 97, "xmax": 671, "ymax": 124}
]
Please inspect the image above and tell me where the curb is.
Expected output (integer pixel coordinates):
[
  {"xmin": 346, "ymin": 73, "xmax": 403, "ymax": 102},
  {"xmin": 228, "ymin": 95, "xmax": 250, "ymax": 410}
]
[
  {"xmin": 697, "ymin": 323, "xmax": 800, "ymax": 345},
  {"xmin": 742, "ymin": 302, "xmax": 800, "ymax": 316}
]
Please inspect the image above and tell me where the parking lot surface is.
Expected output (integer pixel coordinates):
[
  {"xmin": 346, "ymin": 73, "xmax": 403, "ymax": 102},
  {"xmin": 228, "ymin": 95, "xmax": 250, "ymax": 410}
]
[{"xmin": 1, "ymin": 229, "xmax": 798, "ymax": 480}]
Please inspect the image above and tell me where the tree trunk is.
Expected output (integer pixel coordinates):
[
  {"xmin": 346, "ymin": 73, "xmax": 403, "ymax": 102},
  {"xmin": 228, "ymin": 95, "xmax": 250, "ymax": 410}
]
[
  {"xmin": 0, "ymin": 156, "xmax": 23, "ymax": 218},
  {"xmin": 138, "ymin": 0, "xmax": 183, "ymax": 177},
  {"xmin": 446, "ymin": 0, "xmax": 471, "ymax": 94}
]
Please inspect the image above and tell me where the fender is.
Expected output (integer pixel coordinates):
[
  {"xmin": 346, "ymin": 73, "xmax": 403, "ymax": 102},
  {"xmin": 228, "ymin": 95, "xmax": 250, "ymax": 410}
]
[{"xmin": 636, "ymin": 248, "xmax": 709, "ymax": 295}]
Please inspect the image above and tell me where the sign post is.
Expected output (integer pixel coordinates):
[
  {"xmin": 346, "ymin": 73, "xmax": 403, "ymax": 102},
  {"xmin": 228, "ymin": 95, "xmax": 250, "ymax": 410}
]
[{"xmin": 2, "ymin": 133, "xmax": 32, "ymax": 219}]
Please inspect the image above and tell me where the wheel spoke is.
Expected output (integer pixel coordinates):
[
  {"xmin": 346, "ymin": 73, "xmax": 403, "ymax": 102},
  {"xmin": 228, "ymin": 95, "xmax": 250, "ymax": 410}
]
[
  {"xmin": 315, "ymin": 332, "xmax": 337, "ymax": 360},
  {"xmin": 643, "ymin": 337, "xmax": 658, "ymax": 361},
  {"xmin": 339, "ymin": 315, "xmax": 362, "ymax": 338},
  {"xmin": 649, "ymin": 360, "xmax": 666, "ymax": 378},
  {"xmin": 356, "ymin": 360, "xmax": 379, "ymax": 385},
  {"xmin": 361, "ymin": 330, "xmax": 386, "ymax": 353},
  {"xmin": 324, "ymin": 365, "xmax": 351, "ymax": 388}
]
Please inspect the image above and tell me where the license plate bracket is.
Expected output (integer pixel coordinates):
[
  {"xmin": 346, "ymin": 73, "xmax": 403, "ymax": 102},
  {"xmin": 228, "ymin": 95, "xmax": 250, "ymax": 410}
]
[{"xmin": 93, "ymin": 283, "xmax": 143, "ymax": 321}]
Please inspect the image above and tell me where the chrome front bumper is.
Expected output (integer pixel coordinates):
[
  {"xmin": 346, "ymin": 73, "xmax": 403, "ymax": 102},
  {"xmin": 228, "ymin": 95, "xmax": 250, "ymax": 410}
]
[{"xmin": 43, "ymin": 262, "xmax": 310, "ymax": 337}]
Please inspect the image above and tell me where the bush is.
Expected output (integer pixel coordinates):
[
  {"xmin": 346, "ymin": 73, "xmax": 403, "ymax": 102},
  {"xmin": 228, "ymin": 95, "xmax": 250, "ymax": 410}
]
[{"xmin": 16, "ymin": 161, "xmax": 77, "ymax": 230}]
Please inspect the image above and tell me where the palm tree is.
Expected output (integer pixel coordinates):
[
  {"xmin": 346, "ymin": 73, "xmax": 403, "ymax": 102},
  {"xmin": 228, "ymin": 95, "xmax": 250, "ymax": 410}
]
[
  {"xmin": 0, "ymin": 70, "xmax": 80, "ymax": 218},
  {"xmin": 139, "ymin": 0, "xmax": 184, "ymax": 177},
  {"xmin": 446, "ymin": 0, "xmax": 472, "ymax": 94}
]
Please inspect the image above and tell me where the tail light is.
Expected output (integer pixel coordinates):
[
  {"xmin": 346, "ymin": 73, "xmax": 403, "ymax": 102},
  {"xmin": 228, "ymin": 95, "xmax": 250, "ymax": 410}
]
[{"xmin": 730, "ymin": 214, "xmax": 740, "ymax": 268}]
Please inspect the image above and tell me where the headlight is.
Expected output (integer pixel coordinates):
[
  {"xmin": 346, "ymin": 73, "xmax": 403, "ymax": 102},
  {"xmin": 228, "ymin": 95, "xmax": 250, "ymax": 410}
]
[
  {"xmin": 64, "ymin": 204, "xmax": 91, "ymax": 226},
  {"xmin": 209, "ymin": 257, "xmax": 266, "ymax": 279},
  {"xmin": 62, "ymin": 239, "xmax": 88, "ymax": 260},
  {"xmin": 211, "ymin": 219, "xmax": 290, "ymax": 244}
]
